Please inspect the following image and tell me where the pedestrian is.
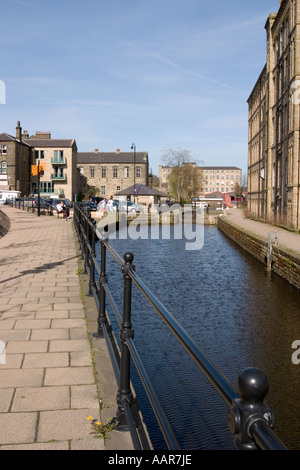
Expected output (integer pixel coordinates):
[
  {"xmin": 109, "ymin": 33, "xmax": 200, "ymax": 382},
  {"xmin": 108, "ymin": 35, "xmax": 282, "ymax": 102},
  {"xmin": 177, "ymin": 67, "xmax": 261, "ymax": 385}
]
[
  {"xmin": 99, "ymin": 199, "xmax": 106, "ymax": 214},
  {"xmin": 56, "ymin": 201, "xmax": 69, "ymax": 220},
  {"xmin": 107, "ymin": 197, "xmax": 114, "ymax": 213}
]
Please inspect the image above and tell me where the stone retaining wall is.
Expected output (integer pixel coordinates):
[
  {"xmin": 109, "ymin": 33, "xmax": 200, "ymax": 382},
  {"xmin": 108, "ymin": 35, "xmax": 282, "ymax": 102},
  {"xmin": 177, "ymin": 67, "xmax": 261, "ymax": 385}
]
[{"xmin": 217, "ymin": 215, "xmax": 300, "ymax": 290}]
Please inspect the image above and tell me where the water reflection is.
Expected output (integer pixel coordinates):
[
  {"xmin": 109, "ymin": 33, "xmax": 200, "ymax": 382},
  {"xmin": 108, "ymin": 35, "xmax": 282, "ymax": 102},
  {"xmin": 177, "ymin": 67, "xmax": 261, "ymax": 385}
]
[{"xmin": 101, "ymin": 225, "xmax": 300, "ymax": 450}]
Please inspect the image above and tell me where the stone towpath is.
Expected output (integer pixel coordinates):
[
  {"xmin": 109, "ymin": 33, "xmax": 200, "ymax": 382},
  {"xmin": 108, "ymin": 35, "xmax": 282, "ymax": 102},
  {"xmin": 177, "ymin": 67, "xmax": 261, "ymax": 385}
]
[{"xmin": 0, "ymin": 205, "xmax": 133, "ymax": 450}]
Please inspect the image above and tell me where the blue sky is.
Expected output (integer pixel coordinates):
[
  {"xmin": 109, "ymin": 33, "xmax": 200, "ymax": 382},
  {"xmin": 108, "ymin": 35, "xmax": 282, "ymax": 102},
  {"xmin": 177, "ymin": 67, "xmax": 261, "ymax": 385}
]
[{"xmin": 0, "ymin": 0, "xmax": 279, "ymax": 177}]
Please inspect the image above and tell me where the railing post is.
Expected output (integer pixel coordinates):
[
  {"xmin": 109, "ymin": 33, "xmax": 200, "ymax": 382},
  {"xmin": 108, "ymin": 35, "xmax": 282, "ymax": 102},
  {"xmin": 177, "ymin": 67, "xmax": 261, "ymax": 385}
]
[
  {"xmin": 116, "ymin": 252, "xmax": 135, "ymax": 430},
  {"xmin": 88, "ymin": 219, "xmax": 96, "ymax": 296},
  {"xmin": 94, "ymin": 240, "xmax": 108, "ymax": 338},
  {"xmin": 228, "ymin": 368, "xmax": 277, "ymax": 450},
  {"xmin": 83, "ymin": 213, "xmax": 90, "ymax": 274}
]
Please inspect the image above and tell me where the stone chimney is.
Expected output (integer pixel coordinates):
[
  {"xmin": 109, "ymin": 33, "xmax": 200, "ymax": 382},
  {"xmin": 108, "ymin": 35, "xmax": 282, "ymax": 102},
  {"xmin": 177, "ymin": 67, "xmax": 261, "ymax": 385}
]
[
  {"xmin": 16, "ymin": 121, "xmax": 22, "ymax": 141},
  {"xmin": 34, "ymin": 131, "xmax": 51, "ymax": 140},
  {"xmin": 95, "ymin": 148, "xmax": 99, "ymax": 153},
  {"xmin": 116, "ymin": 148, "xmax": 120, "ymax": 154},
  {"xmin": 22, "ymin": 130, "xmax": 29, "ymax": 139}
]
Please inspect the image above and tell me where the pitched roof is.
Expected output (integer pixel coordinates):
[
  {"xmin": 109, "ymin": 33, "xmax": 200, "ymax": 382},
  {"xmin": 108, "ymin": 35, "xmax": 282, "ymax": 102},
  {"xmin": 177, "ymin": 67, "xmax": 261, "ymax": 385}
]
[
  {"xmin": 0, "ymin": 133, "xmax": 17, "ymax": 141},
  {"xmin": 116, "ymin": 183, "xmax": 167, "ymax": 197},
  {"xmin": 0, "ymin": 133, "xmax": 31, "ymax": 147},
  {"xmin": 23, "ymin": 139, "xmax": 75, "ymax": 148},
  {"xmin": 77, "ymin": 152, "xmax": 148, "ymax": 164}
]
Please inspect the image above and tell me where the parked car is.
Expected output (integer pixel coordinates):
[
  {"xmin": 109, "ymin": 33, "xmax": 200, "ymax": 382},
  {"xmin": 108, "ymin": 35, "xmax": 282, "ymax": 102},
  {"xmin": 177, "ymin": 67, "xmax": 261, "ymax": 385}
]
[
  {"xmin": 117, "ymin": 201, "xmax": 143, "ymax": 213},
  {"xmin": 82, "ymin": 201, "xmax": 98, "ymax": 211},
  {"xmin": 24, "ymin": 197, "xmax": 48, "ymax": 209}
]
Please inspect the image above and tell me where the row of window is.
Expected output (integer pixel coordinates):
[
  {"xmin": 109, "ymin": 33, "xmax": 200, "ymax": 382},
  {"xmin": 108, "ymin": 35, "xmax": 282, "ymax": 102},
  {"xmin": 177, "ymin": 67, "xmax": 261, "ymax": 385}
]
[
  {"xmin": 32, "ymin": 182, "xmax": 54, "ymax": 193},
  {"xmin": 35, "ymin": 150, "xmax": 65, "ymax": 159},
  {"xmin": 205, "ymin": 188, "xmax": 232, "ymax": 193},
  {"xmin": 88, "ymin": 166, "xmax": 142, "ymax": 179},
  {"xmin": 205, "ymin": 175, "xmax": 240, "ymax": 180},
  {"xmin": 204, "ymin": 170, "xmax": 240, "ymax": 174}
]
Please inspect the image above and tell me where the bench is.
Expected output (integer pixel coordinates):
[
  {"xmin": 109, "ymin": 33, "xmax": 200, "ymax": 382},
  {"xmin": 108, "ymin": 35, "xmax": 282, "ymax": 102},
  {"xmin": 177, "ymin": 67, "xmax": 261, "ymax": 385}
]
[{"xmin": 56, "ymin": 210, "xmax": 65, "ymax": 219}]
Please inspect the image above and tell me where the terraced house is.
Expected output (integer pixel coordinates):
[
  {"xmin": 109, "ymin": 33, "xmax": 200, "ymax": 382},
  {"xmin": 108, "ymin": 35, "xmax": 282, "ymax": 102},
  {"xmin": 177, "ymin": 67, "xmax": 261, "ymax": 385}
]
[{"xmin": 248, "ymin": 0, "xmax": 300, "ymax": 230}]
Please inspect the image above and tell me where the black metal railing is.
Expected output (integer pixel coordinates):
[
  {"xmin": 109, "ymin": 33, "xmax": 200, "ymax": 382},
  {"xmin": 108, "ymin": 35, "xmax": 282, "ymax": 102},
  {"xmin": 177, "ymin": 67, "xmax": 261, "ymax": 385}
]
[
  {"xmin": 72, "ymin": 203, "xmax": 288, "ymax": 450},
  {"xmin": 6, "ymin": 197, "xmax": 53, "ymax": 216}
]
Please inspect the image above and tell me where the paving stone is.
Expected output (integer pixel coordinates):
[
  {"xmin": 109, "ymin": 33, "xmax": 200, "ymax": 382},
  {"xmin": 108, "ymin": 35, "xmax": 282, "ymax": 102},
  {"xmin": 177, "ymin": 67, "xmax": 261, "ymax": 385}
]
[
  {"xmin": 0, "ymin": 369, "xmax": 44, "ymax": 388},
  {"xmin": 22, "ymin": 352, "xmax": 69, "ymax": 368},
  {"xmin": 12, "ymin": 386, "xmax": 70, "ymax": 412},
  {"xmin": 5, "ymin": 340, "xmax": 48, "ymax": 354},
  {"xmin": 37, "ymin": 409, "xmax": 99, "ymax": 442},
  {"xmin": 0, "ymin": 413, "xmax": 38, "ymax": 444},
  {"xmin": 44, "ymin": 366, "xmax": 95, "ymax": 386}
]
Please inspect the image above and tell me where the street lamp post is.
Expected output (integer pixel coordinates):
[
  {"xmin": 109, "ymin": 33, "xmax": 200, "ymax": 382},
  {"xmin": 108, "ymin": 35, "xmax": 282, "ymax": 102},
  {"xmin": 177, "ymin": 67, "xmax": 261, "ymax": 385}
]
[{"xmin": 131, "ymin": 143, "xmax": 136, "ymax": 203}]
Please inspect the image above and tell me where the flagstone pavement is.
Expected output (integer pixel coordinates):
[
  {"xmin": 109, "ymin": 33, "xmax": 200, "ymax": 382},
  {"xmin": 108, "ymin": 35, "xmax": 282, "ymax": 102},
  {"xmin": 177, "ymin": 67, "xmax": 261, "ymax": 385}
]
[{"xmin": 0, "ymin": 205, "xmax": 133, "ymax": 450}]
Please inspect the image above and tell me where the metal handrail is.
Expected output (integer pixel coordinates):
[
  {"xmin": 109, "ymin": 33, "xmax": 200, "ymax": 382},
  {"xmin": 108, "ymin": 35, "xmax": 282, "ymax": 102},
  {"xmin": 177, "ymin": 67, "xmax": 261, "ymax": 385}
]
[{"xmin": 69, "ymin": 204, "xmax": 289, "ymax": 450}]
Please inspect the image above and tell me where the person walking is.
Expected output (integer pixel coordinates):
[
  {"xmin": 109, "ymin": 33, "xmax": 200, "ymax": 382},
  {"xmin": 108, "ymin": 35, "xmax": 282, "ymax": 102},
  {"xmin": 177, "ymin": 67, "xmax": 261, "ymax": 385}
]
[{"xmin": 107, "ymin": 197, "xmax": 114, "ymax": 213}]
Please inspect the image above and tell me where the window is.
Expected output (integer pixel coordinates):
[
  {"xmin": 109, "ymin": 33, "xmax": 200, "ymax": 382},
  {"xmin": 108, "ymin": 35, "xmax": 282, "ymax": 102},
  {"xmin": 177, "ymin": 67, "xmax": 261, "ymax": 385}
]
[
  {"xmin": 35, "ymin": 150, "xmax": 44, "ymax": 159},
  {"xmin": 101, "ymin": 186, "xmax": 105, "ymax": 196},
  {"xmin": 136, "ymin": 166, "xmax": 141, "ymax": 178},
  {"xmin": 116, "ymin": 186, "xmax": 121, "ymax": 191},
  {"xmin": 0, "ymin": 145, "xmax": 7, "ymax": 155},
  {"xmin": 0, "ymin": 161, "xmax": 7, "ymax": 174},
  {"xmin": 90, "ymin": 166, "xmax": 95, "ymax": 178},
  {"xmin": 102, "ymin": 166, "xmax": 106, "ymax": 178},
  {"xmin": 113, "ymin": 166, "xmax": 118, "ymax": 178},
  {"xmin": 124, "ymin": 166, "xmax": 129, "ymax": 178},
  {"xmin": 40, "ymin": 181, "xmax": 54, "ymax": 193}
]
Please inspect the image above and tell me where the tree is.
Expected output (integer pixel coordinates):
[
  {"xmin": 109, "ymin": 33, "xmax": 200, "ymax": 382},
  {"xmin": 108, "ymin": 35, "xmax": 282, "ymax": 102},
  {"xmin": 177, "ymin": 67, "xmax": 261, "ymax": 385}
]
[{"xmin": 161, "ymin": 147, "xmax": 204, "ymax": 203}]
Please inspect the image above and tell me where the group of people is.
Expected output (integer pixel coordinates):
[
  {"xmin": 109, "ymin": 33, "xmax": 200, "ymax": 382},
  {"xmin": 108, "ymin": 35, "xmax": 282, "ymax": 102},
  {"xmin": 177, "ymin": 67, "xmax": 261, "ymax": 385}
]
[{"xmin": 97, "ymin": 197, "xmax": 115, "ymax": 213}]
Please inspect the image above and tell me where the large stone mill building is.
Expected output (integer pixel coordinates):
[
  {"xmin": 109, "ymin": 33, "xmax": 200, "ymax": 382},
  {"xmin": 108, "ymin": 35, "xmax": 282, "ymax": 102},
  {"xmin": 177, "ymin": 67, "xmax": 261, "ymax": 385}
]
[{"xmin": 248, "ymin": 0, "xmax": 300, "ymax": 230}]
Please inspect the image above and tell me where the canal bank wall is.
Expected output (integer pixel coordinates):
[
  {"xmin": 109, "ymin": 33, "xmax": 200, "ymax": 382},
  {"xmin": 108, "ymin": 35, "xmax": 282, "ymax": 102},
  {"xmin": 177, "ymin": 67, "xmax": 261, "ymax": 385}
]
[{"xmin": 217, "ymin": 214, "xmax": 300, "ymax": 290}]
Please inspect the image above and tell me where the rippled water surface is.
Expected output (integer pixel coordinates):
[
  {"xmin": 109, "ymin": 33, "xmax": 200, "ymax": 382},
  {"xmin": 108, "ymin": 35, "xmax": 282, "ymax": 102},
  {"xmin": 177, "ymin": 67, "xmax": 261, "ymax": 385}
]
[{"xmin": 98, "ymin": 225, "xmax": 300, "ymax": 450}]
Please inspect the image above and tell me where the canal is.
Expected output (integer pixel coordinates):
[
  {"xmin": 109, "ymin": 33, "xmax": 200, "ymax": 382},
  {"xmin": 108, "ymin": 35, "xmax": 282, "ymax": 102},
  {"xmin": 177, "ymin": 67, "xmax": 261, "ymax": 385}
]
[{"xmin": 97, "ymin": 224, "xmax": 300, "ymax": 450}]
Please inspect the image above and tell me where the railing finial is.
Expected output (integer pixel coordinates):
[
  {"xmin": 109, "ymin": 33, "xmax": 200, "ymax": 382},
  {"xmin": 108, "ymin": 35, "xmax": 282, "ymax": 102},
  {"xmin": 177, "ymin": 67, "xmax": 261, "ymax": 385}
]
[{"xmin": 228, "ymin": 367, "xmax": 275, "ymax": 450}]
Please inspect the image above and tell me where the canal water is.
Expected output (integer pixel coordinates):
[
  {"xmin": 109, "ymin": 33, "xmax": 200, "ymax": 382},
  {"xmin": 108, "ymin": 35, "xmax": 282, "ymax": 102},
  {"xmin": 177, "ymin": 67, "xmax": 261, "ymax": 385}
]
[{"xmin": 97, "ymin": 224, "xmax": 300, "ymax": 450}]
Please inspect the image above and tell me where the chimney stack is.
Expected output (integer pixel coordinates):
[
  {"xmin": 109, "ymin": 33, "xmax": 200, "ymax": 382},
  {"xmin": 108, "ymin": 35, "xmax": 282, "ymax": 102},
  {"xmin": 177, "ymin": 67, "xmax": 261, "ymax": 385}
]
[
  {"xmin": 116, "ymin": 148, "xmax": 120, "ymax": 154},
  {"xmin": 95, "ymin": 148, "xmax": 99, "ymax": 153},
  {"xmin": 16, "ymin": 121, "xmax": 22, "ymax": 141}
]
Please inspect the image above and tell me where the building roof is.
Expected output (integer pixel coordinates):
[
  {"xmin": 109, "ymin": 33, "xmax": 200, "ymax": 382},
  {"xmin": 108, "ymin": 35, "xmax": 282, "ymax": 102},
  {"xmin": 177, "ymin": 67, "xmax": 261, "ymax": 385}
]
[
  {"xmin": 23, "ymin": 139, "xmax": 76, "ymax": 148},
  {"xmin": 202, "ymin": 166, "xmax": 241, "ymax": 170},
  {"xmin": 116, "ymin": 183, "xmax": 167, "ymax": 197},
  {"xmin": 0, "ymin": 133, "xmax": 32, "ymax": 147},
  {"xmin": 77, "ymin": 151, "xmax": 148, "ymax": 165},
  {"xmin": 0, "ymin": 133, "xmax": 16, "ymax": 141}
]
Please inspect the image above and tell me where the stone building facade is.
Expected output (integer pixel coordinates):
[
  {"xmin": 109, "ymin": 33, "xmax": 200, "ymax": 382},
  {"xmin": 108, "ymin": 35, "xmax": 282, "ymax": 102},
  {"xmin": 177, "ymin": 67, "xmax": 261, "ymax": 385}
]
[
  {"xmin": 0, "ymin": 122, "xmax": 31, "ymax": 195},
  {"xmin": 248, "ymin": 0, "xmax": 300, "ymax": 230},
  {"xmin": 23, "ymin": 131, "xmax": 78, "ymax": 201},
  {"xmin": 159, "ymin": 164, "xmax": 241, "ymax": 195},
  {"xmin": 77, "ymin": 149, "xmax": 149, "ymax": 199}
]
